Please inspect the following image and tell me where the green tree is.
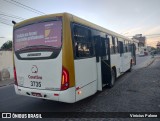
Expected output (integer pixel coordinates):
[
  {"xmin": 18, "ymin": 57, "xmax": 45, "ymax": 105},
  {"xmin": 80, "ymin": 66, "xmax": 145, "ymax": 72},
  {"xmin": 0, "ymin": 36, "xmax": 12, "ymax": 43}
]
[
  {"xmin": 1, "ymin": 41, "xmax": 12, "ymax": 50},
  {"xmin": 151, "ymin": 47, "xmax": 156, "ymax": 50}
]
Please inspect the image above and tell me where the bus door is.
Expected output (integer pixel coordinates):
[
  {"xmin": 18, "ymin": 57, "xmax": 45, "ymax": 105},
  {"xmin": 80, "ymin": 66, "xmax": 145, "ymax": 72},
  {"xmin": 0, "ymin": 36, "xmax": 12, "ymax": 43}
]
[
  {"xmin": 95, "ymin": 36, "xmax": 102, "ymax": 90},
  {"xmin": 100, "ymin": 37, "xmax": 111, "ymax": 85},
  {"xmin": 95, "ymin": 36, "xmax": 111, "ymax": 88}
]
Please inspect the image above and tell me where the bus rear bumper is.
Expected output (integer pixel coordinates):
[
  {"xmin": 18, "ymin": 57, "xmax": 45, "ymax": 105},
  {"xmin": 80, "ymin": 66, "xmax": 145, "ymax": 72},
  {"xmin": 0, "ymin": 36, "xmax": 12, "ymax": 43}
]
[{"xmin": 14, "ymin": 85, "xmax": 76, "ymax": 103}]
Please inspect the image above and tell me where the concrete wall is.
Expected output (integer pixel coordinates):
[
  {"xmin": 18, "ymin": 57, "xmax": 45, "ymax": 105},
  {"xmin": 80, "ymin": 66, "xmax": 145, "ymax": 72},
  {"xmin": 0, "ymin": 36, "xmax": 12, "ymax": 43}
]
[{"xmin": 0, "ymin": 51, "xmax": 14, "ymax": 80}]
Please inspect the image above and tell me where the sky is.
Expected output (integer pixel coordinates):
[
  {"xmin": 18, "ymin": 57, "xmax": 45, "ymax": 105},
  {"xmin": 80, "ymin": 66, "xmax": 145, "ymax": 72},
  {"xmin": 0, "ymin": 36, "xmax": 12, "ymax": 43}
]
[{"xmin": 0, "ymin": 0, "xmax": 160, "ymax": 47}]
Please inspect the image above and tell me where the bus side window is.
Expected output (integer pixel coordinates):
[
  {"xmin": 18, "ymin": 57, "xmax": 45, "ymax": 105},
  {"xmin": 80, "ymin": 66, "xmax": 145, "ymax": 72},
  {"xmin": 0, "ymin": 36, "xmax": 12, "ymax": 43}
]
[
  {"xmin": 129, "ymin": 41, "xmax": 133, "ymax": 52},
  {"xmin": 123, "ymin": 40, "xmax": 126, "ymax": 53},
  {"xmin": 101, "ymin": 37, "xmax": 107, "ymax": 56},
  {"xmin": 115, "ymin": 37, "xmax": 119, "ymax": 53},
  {"xmin": 125, "ymin": 40, "xmax": 128, "ymax": 52},
  {"xmin": 112, "ymin": 36, "xmax": 116, "ymax": 54},
  {"xmin": 119, "ymin": 41, "xmax": 124, "ymax": 55},
  {"xmin": 105, "ymin": 37, "xmax": 109, "ymax": 56},
  {"xmin": 116, "ymin": 38, "xmax": 119, "ymax": 53},
  {"xmin": 73, "ymin": 24, "xmax": 93, "ymax": 58},
  {"xmin": 109, "ymin": 35, "xmax": 114, "ymax": 54},
  {"xmin": 127, "ymin": 41, "xmax": 130, "ymax": 52}
]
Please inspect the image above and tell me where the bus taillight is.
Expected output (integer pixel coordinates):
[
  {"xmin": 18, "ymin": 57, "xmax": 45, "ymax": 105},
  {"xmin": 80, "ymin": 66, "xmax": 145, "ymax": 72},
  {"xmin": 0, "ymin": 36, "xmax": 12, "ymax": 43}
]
[
  {"xmin": 61, "ymin": 66, "xmax": 69, "ymax": 90},
  {"xmin": 14, "ymin": 67, "xmax": 18, "ymax": 86}
]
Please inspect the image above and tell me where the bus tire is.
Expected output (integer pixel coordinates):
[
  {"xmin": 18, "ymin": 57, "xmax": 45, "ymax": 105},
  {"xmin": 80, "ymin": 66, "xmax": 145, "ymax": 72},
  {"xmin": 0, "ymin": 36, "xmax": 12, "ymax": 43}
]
[
  {"xmin": 109, "ymin": 69, "xmax": 116, "ymax": 88},
  {"xmin": 128, "ymin": 61, "xmax": 132, "ymax": 72}
]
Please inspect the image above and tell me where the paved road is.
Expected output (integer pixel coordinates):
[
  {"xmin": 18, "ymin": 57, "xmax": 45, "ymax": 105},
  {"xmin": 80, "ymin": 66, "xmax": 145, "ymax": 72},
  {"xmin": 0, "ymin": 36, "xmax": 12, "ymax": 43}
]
[{"xmin": 0, "ymin": 56, "xmax": 160, "ymax": 121}]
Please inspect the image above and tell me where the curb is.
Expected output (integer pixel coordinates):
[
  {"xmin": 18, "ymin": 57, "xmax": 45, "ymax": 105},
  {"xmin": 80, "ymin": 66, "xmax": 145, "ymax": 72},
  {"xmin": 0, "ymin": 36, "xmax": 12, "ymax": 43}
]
[
  {"xmin": 144, "ymin": 58, "xmax": 156, "ymax": 68},
  {"xmin": 132, "ymin": 56, "xmax": 155, "ymax": 70},
  {"xmin": 144, "ymin": 57, "xmax": 160, "ymax": 68},
  {"xmin": 0, "ymin": 80, "xmax": 14, "ymax": 87},
  {"xmin": 0, "ymin": 82, "xmax": 14, "ymax": 87}
]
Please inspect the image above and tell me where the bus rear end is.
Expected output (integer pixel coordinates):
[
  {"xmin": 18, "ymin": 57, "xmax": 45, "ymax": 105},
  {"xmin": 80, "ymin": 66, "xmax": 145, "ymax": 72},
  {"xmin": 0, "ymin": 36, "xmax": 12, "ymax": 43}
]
[{"xmin": 13, "ymin": 14, "xmax": 76, "ymax": 103}]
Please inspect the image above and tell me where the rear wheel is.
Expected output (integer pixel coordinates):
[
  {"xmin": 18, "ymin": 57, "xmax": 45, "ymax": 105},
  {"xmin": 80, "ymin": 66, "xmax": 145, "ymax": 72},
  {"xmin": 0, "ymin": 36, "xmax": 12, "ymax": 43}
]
[
  {"xmin": 128, "ymin": 61, "xmax": 132, "ymax": 72},
  {"xmin": 109, "ymin": 69, "xmax": 116, "ymax": 88}
]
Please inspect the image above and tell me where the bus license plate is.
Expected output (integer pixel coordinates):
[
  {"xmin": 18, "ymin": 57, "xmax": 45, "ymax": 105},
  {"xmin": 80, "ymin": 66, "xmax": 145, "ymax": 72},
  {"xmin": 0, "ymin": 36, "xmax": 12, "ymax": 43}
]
[
  {"xmin": 31, "ymin": 81, "xmax": 41, "ymax": 87},
  {"xmin": 31, "ymin": 92, "xmax": 42, "ymax": 97}
]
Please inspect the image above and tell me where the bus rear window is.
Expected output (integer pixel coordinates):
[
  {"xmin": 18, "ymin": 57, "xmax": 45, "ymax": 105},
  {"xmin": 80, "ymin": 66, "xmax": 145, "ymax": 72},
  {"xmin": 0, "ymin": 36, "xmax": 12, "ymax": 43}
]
[{"xmin": 14, "ymin": 20, "xmax": 62, "ymax": 52}]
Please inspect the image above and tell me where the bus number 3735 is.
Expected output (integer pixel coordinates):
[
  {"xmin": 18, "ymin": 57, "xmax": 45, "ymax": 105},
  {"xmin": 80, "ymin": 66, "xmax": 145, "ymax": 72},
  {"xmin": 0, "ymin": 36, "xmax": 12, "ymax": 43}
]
[{"xmin": 31, "ymin": 81, "xmax": 41, "ymax": 87}]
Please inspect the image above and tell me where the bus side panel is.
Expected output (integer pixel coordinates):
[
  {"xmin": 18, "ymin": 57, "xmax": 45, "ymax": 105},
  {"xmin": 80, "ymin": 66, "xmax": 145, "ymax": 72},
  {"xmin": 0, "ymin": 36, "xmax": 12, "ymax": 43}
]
[
  {"xmin": 59, "ymin": 87, "xmax": 76, "ymax": 103},
  {"xmin": 123, "ymin": 52, "xmax": 132, "ymax": 72},
  {"xmin": 74, "ymin": 57, "xmax": 97, "ymax": 102},
  {"xmin": 110, "ymin": 54, "xmax": 121, "ymax": 77},
  {"xmin": 111, "ymin": 52, "xmax": 131, "ymax": 75},
  {"xmin": 76, "ymin": 80, "xmax": 97, "ymax": 102}
]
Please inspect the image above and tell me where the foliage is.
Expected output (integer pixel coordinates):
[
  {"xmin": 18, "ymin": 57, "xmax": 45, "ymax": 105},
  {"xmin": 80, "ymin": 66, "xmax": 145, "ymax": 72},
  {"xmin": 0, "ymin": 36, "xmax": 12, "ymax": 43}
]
[
  {"xmin": 151, "ymin": 47, "xmax": 156, "ymax": 50},
  {"xmin": 0, "ymin": 41, "xmax": 12, "ymax": 50}
]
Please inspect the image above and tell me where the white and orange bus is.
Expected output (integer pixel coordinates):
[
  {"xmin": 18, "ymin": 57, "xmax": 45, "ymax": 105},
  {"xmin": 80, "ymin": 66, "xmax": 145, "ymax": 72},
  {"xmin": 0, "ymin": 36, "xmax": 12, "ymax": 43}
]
[{"xmin": 13, "ymin": 13, "xmax": 135, "ymax": 103}]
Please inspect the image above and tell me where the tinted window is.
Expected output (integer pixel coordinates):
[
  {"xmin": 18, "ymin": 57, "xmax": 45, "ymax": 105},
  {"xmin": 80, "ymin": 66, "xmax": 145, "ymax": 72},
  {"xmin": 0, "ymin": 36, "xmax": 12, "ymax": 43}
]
[
  {"xmin": 112, "ymin": 36, "xmax": 116, "ymax": 54},
  {"xmin": 73, "ymin": 24, "xmax": 94, "ymax": 58},
  {"xmin": 115, "ymin": 37, "xmax": 119, "ymax": 53},
  {"xmin": 14, "ymin": 19, "xmax": 63, "ymax": 60},
  {"xmin": 109, "ymin": 35, "xmax": 114, "ymax": 54},
  {"xmin": 124, "ymin": 40, "xmax": 128, "ymax": 52},
  {"xmin": 123, "ymin": 40, "xmax": 126, "ymax": 53},
  {"xmin": 14, "ymin": 20, "xmax": 62, "ymax": 51}
]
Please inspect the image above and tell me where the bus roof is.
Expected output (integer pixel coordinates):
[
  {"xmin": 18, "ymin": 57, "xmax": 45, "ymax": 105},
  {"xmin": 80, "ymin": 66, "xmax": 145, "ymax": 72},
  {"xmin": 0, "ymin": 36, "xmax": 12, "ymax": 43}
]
[
  {"xmin": 14, "ymin": 13, "xmax": 65, "ymax": 29},
  {"xmin": 14, "ymin": 12, "xmax": 132, "ymax": 41},
  {"xmin": 71, "ymin": 13, "xmax": 132, "ymax": 41}
]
